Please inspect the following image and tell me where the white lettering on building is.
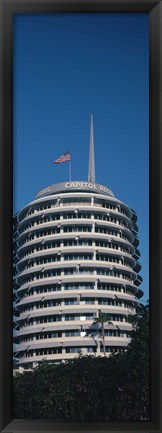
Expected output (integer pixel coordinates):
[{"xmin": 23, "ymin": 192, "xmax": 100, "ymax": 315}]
[
  {"xmin": 36, "ymin": 182, "xmax": 114, "ymax": 199},
  {"xmin": 36, "ymin": 186, "xmax": 51, "ymax": 198},
  {"xmin": 65, "ymin": 182, "xmax": 97, "ymax": 190},
  {"xmin": 65, "ymin": 182, "xmax": 112, "ymax": 196}
]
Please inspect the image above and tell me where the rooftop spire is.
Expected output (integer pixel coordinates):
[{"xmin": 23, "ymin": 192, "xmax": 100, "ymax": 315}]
[{"xmin": 88, "ymin": 113, "xmax": 95, "ymax": 184}]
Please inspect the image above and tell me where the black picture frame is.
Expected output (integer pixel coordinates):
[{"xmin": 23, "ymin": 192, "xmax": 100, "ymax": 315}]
[{"xmin": 0, "ymin": 0, "xmax": 161, "ymax": 432}]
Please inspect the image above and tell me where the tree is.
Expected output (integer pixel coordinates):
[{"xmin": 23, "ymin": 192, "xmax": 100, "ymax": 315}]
[
  {"xmin": 13, "ymin": 303, "xmax": 149, "ymax": 421},
  {"xmin": 109, "ymin": 301, "xmax": 149, "ymax": 420},
  {"xmin": 86, "ymin": 310, "xmax": 114, "ymax": 356}
]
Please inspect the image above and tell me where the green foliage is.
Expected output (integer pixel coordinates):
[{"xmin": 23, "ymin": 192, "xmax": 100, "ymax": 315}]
[
  {"xmin": 109, "ymin": 302, "xmax": 149, "ymax": 420},
  {"xmin": 13, "ymin": 303, "xmax": 149, "ymax": 421},
  {"xmin": 93, "ymin": 311, "xmax": 113, "ymax": 326},
  {"xmin": 87, "ymin": 311, "xmax": 114, "ymax": 356}
]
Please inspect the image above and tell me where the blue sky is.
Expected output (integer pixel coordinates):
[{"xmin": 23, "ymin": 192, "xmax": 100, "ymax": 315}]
[{"xmin": 13, "ymin": 13, "xmax": 149, "ymax": 301}]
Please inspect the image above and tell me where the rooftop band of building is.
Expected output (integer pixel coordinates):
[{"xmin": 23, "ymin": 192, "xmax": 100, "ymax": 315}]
[{"xmin": 13, "ymin": 115, "xmax": 143, "ymax": 369}]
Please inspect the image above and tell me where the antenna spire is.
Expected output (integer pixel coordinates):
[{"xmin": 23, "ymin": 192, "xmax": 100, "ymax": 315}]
[{"xmin": 88, "ymin": 113, "xmax": 95, "ymax": 183}]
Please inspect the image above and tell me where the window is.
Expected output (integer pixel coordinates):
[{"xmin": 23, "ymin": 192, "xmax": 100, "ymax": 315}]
[{"xmin": 65, "ymin": 331, "xmax": 80, "ymax": 337}]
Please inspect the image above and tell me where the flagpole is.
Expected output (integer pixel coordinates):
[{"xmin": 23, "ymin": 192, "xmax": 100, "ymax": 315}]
[{"xmin": 69, "ymin": 158, "xmax": 71, "ymax": 181}]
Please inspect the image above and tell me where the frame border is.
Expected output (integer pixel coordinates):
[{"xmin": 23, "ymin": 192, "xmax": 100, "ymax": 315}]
[{"xmin": 0, "ymin": 1, "xmax": 162, "ymax": 432}]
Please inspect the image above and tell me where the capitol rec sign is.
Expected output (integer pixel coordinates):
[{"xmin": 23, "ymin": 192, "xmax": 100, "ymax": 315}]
[
  {"xmin": 35, "ymin": 181, "xmax": 114, "ymax": 199},
  {"xmin": 65, "ymin": 182, "xmax": 113, "ymax": 196}
]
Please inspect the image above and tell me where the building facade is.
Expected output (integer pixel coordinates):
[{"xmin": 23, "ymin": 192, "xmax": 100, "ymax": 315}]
[
  {"xmin": 13, "ymin": 181, "xmax": 143, "ymax": 369},
  {"xmin": 13, "ymin": 116, "xmax": 143, "ymax": 369}
]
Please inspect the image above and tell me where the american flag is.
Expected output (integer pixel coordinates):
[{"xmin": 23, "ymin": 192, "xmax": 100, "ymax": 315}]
[{"xmin": 54, "ymin": 151, "xmax": 71, "ymax": 164}]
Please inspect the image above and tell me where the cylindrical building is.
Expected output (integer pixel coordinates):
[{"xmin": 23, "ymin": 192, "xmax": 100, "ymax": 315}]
[
  {"xmin": 13, "ymin": 180, "xmax": 143, "ymax": 369},
  {"xmin": 13, "ymin": 115, "xmax": 143, "ymax": 369}
]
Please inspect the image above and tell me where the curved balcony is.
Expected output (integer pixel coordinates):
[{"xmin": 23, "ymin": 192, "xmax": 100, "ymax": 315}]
[
  {"xmin": 18, "ymin": 208, "xmax": 133, "ymax": 234},
  {"xmin": 134, "ymin": 274, "xmax": 143, "ymax": 287},
  {"xmin": 17, "ymin": 289, "xmax": 137, "ymax": 308},
  {"xmin": 132, "ymin": 236, "xmax": 139, "ymax": 248},
  {"xmin": 16, "ymin": 320, "xmax": 133, "ymax": 339},
  {"xmin": 17, "ymin": 252, "xmax": 136, "ymax": 274},
  {"xmin": 16, "ymin": 273, "xmax": 141, "ymax": 298},
  {"xmin": 133, "ymin": 261, "xmax": 141, "ymax": 273},
  {"xmin": 17, "ymin": 304, "xmax": 135, "ymax": 323},
  {"xmin": 15, "ymin": 333, "xmax": 132, "ymax": 357},
  {"xmin": 17, "ymin": 230, "xmax": 134, "ymax": 255},
  {"xmin": 17, "ymin": 219, "xmax": 133, "ymax": 249},
  {"xmin": 130, "ymin": 208, "xmax": 138, "ymax": 223}
]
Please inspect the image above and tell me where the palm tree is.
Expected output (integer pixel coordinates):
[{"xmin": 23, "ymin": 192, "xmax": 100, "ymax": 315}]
[
  {"xmin": 85, "ymin": 310, "xmax": 114, "ymax": 357},
  {"xmin": 94, "ymin": 311, "xmax": 114, "ymax": 356},
  {"xmin": 85, "ymin": 310, "xmax": 120, "ymax": 356}
]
